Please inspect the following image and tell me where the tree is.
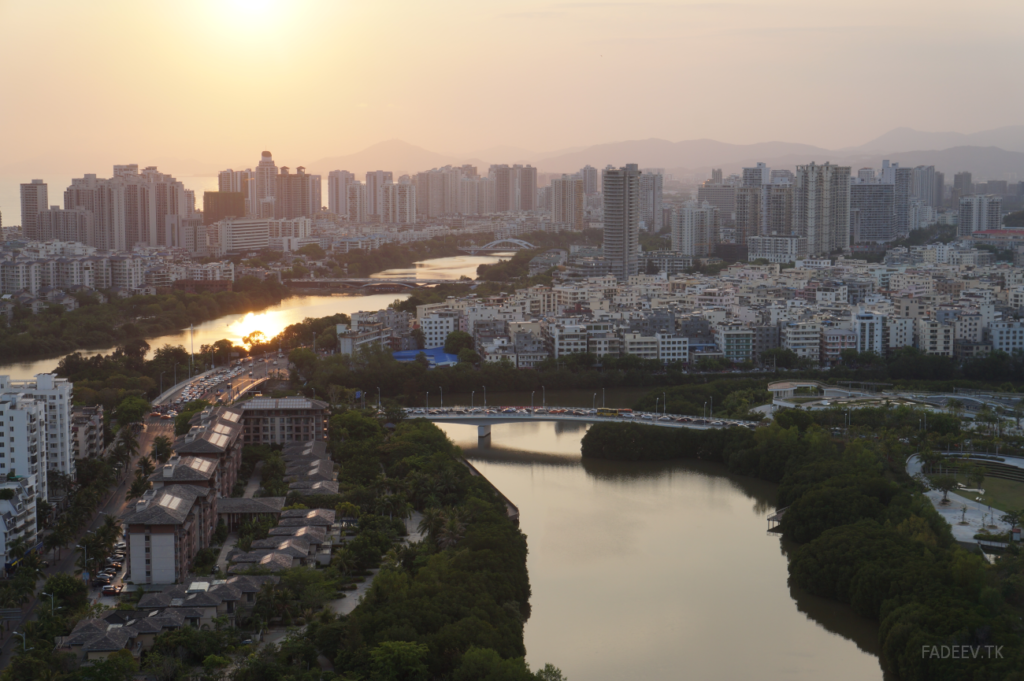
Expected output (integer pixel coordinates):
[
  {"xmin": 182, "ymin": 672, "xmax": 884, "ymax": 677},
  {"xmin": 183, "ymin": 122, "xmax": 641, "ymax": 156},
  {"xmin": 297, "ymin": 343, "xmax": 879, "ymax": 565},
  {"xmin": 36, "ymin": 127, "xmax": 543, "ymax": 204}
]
[
  {"xmin": 411, "ymin": 328, "xmax": 426, "ymax": 350},
  {"xmin": 127, "ymin": 476, "xmax": 151, "ymax": 501},
  {"xmin": 444, "ymin": 330, "xmax": 475, "ymax": 355},
  {"xmin": 370, "ymin": 641, "xmax": 430, "ymax": 681},
  {"xmin": 115, "ymin": 396, "xmax": 150, "ymax": 428},
  {"xmin": 42, "ymin": 572, "xmax": 88, "ymax": 610},
  {"xmin": 1000, "ymin": 509, "xmax": 1023, "ymax": 529},
  {"xmin": 151, "ymin": 435, "xmax": 173, "ymax": 464},
  {"xmin": 137, "ymin": 455, "xmax": 156, "ymax": 479},
  {"xmin": 932, "ymin": 474, "xmax": 958, "ymax": 502}
]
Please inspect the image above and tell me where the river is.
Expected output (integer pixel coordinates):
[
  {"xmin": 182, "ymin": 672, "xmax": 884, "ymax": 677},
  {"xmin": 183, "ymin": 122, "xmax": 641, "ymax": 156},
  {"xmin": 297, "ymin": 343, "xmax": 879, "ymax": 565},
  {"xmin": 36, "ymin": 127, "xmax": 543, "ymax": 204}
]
[
  {"xmin": 0, "ymin": 253, "xmax": 507, "ymax": 380},
  {"xmin": 436, "ymin": 421, "xmax": 888, "ymax": 681}
]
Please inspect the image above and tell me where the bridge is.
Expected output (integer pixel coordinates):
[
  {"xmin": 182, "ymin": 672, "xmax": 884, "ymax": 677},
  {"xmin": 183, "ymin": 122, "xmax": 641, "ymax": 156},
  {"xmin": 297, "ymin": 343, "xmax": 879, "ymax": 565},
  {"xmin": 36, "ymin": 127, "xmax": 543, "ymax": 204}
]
[
  {"xmin": 404, "ymin": 406, "xmax": 760, "ymax": 440},
  {"xmin": 457, "ymin": 239, "xmax": 537, "ymax": 254},
  {"xmin": 284, "ymin": 278, "xmax": 454, "ymax": 292}
]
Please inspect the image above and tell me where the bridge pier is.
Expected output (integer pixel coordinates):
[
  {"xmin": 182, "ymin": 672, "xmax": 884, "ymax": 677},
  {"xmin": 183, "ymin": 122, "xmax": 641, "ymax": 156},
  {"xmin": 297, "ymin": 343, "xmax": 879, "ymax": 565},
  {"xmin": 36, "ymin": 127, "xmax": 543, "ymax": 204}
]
[{"xmin": 478, "ymin": 425, "xmax": 491, "ymax": 439}]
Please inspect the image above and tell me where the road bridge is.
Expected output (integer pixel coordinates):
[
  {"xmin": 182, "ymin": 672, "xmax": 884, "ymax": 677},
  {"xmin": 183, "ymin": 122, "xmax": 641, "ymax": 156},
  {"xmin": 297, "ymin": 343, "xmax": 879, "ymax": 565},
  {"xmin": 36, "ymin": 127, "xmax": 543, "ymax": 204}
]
[
  {"xmin": 284, "ymin": 277, "xmax": 454, "ymax": 292},
  {"xmin": 404, "ymin": 406, "xmax": 760, "ymax": 440},
  {"xmin": 457, "ymin": 238, "xmax": 537, "ymax": 254}
]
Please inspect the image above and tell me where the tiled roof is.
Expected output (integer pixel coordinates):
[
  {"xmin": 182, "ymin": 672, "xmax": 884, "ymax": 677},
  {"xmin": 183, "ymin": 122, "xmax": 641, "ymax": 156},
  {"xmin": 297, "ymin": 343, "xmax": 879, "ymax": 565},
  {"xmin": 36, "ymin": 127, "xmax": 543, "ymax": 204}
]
[
  {"xmin": 120, "ymin": 484, "xmax": 201, "ymax": 525},
  {"xmin": 216, "ymin": 497, "xmax": 286, "ymax": 514}
]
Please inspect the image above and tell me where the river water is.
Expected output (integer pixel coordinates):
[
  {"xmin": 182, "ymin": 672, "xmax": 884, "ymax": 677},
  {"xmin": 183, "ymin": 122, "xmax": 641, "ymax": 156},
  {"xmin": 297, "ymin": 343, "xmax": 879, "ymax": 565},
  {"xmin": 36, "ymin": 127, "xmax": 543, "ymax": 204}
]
[
  {"xmin": 437, "ymin": 421, "xmax": 887, "ymax": 681},
  {"xmin": 0, "ymin": 254, "xmax": 506, "ymax": 380}
]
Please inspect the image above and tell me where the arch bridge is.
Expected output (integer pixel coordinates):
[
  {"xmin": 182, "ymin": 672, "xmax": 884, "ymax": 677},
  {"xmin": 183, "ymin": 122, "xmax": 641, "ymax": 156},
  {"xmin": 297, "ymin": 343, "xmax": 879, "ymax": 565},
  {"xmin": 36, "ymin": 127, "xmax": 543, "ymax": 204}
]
[{"xmin": 457, "ymin": 239, "xmax": 537, "ymax": 254}]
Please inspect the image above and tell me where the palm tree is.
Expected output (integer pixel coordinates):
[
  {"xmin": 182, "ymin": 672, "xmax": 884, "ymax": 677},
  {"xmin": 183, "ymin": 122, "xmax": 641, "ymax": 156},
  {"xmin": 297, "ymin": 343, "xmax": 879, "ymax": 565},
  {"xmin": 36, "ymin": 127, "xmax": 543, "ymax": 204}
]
[
  {"xmin": 437, "ymin": 508, "xmax": 465, "ymax": 550},
  {"xmin": 119, "ymin": 425, "xmax": 140, "ymax": 459},
  {"xmin": 417, "ymin": 507, "xmax": 444, "ymax": 543},
  {"xmin": 946, "ymin": 398, "xmax": 964, "ymax": 422},
  {"xmin": 136, "ymin": 455, "xmax": 156, "ymax": 479},
  {"xmin": 126, "ymin": 477, "xmax": 151, "ymax": 502},
  {"xmin": 43, "ymin": 529, "xmax": 66, "ymax": 562},
  {"xmin": 151, "ymin": 435, "xmax": 174, "ymax": 464}
]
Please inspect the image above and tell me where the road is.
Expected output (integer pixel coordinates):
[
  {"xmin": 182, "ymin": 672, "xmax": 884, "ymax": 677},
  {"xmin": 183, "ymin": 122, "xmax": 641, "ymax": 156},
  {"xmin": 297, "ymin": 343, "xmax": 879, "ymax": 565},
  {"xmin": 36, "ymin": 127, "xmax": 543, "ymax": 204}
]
[{"xmin": 0, "ymin": 415, "xmax": 172, "ymax": 667}]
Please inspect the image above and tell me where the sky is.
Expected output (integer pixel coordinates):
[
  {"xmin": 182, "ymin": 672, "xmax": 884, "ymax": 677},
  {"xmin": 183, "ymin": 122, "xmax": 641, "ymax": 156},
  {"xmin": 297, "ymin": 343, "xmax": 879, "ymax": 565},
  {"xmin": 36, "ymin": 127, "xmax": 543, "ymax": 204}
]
[{"xmin": 1, "ymin": 0, "xmax": 1022, "ymax": 214}]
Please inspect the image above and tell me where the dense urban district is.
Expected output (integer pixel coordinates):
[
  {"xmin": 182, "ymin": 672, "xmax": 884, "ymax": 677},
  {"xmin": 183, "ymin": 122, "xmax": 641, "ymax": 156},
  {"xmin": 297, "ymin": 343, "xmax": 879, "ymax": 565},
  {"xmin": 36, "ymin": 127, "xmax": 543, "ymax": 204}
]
[{"xmin": 2, "ymin": 152, "xmax": 1024, "ymax": 681}]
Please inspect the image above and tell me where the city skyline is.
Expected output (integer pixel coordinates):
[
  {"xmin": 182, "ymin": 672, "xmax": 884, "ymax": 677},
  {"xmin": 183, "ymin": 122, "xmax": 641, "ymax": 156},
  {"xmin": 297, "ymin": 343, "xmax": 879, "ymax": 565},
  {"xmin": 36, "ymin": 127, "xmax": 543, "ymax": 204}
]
[{"xmin": 2, "ymin": 1, "xmax": 1023, "ymax": 198}]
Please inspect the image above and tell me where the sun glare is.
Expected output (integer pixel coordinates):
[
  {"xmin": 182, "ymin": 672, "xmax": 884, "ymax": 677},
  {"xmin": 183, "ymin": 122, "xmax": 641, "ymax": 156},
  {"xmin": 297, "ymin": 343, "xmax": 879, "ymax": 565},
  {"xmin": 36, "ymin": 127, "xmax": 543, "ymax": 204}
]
[{"xmin": 227, "ymin": 311, "xmax": 288, "ymax": 347}]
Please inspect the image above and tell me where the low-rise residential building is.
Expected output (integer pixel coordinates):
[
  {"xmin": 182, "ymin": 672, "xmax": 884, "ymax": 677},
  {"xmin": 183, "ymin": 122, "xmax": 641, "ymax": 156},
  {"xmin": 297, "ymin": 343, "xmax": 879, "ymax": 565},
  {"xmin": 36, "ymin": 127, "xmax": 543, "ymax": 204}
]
[
  {"xmin": 914, "ymin": 318, "xmax": 954, "ymax": 357},
  {"xmin": 240, "ymin": 397, "xmax": 328, "ymax": 445},
  {"xmin": 781, "ymin": 322, "xmax": 821, "ymax": 363}
]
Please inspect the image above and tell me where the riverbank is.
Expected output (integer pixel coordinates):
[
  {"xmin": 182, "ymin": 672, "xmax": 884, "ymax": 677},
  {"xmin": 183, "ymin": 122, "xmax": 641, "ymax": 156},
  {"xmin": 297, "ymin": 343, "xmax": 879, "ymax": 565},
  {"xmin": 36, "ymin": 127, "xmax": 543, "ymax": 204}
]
[{"xmin": 436, "ymin": 421, "xmax": 887, "ymax": 681}]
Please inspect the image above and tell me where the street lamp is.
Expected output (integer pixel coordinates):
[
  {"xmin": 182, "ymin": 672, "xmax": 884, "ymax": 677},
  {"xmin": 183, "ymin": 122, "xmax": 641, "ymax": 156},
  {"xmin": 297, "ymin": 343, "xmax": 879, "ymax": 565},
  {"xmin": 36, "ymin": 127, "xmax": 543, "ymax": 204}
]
[
  {"xmin": 471, "ymin": 391, "xmax": 475, "ymax": 409},
  {"xmin": 41, "ymin": 591, "xmax": 56, "ymax": 616},
  {"xmin": 704, "ymin": 402, "xmax": 707, "ymax": 420},
  {"xmin": 160, "ymin": 371, "xmax": 166, "ymax": 395},
  {"xmin": 13, "ymin": 630, "xmax": 31, "ymax": 652},
  {"xmin": 663, "ymin": 392, "xmax": 667, "ymax": 415},
  {"xmin": 439, "ymin": 387, "xmax": 443, "ymax": 409},
  {"xmin": 482, "ymin": 385, "xmax": 486, "ymax": 408},
  {"xmin": 426, "ymin": 391, "xmax": 429, "ymax": 410},
  {"xmin": 593, "ymin": 393, "xmax": 597, "ymax": 409},
  {"xmin": 602, "ymin": 388, "xmax": 605, "ymax": 408},
  {"xmin": 531, "ymin": 391, "xmax": 535, "ymax": 413},
  {"xmin": 174, "ymin": 362, "xmax": 180, "ymax": 386},
  {"xmin": 656, "ymin": 397, "xmax": 660, "ymax": 414},
  {"xmin": 377, "ymin": 387, "xmax": 381, "ymax": 409},
  {"xmin": 542, "ymin": 386, "xmax": 546, "ymax": 408}
]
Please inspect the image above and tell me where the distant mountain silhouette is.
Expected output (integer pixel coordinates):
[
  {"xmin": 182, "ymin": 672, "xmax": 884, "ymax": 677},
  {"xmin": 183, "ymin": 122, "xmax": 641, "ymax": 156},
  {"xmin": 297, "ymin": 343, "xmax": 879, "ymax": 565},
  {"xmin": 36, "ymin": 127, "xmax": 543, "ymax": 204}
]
[
  {"xmin": 846, "ymin": 126, "xmax": 1024, "ymax": 154},
  {"xmin": 308, "ymin": 140, "xmax": 469, "ymax": 176}
]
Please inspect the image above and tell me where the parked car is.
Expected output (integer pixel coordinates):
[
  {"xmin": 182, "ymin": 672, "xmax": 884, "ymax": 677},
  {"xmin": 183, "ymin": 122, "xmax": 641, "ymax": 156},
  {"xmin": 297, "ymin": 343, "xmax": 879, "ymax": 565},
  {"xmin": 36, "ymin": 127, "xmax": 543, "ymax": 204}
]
[{"xmin": 102, "ymin": 584, "xmax": 124, "ymax": 596}]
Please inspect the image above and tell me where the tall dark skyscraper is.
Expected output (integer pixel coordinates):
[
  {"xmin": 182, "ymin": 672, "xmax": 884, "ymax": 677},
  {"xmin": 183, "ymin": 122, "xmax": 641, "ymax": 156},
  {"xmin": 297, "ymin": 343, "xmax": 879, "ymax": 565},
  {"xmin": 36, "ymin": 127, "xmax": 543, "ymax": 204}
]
[
  {"xmin": 602, "ymin": 164, "xmax": 641, "ymax": 280},
  {"xmin": 203, "ymin": 191, "xmax": 246, "ymax": 226}
]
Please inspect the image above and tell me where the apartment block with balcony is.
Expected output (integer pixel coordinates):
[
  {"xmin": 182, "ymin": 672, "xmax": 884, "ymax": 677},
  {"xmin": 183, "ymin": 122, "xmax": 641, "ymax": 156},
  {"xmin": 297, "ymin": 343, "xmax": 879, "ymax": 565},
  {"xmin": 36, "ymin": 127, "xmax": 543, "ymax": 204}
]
[
  {"xmin": 821, "ymin": 328, "xmax": 857, "ymax": 366},
  {"xmin": 781, "ymin": 322, "xmax": 821, "ymax": 363},
  {"xmin": 713, "ymin": 323, "xmax": 754, "ymax": 362},
  {"xmin": 71, "ymin": 405, "xmax": 104, "ymax": 461},
  {"xmin": 0, "ymin": 374, "xmax": 74, "ymax": 493},
  {"xmin": 0, "ymin": 393, "xmax": 48, "ymax": 502},
  {"xmin": 0, "ymin": 473, "xmax": 39, "ymax": 568},
  {"xmin": 120, "ymin": 483, "xmax": 216, "ymax": 585},
  {"xmin": 987, "ymin": 320, "xmax": 1024, "ymax": 355},
  {"xmin": 914, "ymin": 318, "xmax": 954, "ymax": 357},
  {"xmin": 241, "ymin": 398, "xmax": 328, "ymax": 446}
]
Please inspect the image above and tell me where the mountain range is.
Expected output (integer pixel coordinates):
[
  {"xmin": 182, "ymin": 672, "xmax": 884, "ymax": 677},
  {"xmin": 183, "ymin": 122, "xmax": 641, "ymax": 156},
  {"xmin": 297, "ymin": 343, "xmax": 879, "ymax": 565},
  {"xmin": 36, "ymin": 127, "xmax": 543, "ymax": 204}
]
[{"xmin": 306, "ymin": 126, "xmax": 1024, "ymax": 181}]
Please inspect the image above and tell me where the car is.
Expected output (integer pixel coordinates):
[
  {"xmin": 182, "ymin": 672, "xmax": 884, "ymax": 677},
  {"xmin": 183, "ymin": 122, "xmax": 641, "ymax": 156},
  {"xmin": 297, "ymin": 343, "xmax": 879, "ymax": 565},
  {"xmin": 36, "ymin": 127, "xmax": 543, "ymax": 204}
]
[
  {"xmin": 92, "ymin": 576, "xmax": 113, "ymax": 586},
  {"xmin": 161, "ymin": 414, "xmax": 172, "ymax": 420},
  {"xmin": 102, "ymin": 584, "xmax": 124, "ymax": 596},
  {"xmin": 241, "ymin": 638, "xmax": 253, "ymax": 645}
]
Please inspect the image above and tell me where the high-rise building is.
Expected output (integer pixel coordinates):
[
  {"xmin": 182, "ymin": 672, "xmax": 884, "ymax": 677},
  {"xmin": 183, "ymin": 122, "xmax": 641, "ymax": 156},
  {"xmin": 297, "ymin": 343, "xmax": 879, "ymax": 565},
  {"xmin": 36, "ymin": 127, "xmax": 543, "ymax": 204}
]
[
  {"xmin": 954, "ymin": 171, "xmax": 973, "ymax": 195},
  {"xmin": 638, "ymin": 172, "xmax": 663, "ymax": 232},
  {"xmin": 733, "ymin": 186, "xmax": 761, "ymax": 244},
  {"xmin": 365, "ymin": 171, "xmax": 394, "ymax": 219},
  {"xmin": 911, "ymin": 166, "xmax": 939, "ymax": 208},
  {"xmin": 20, "ymin": 180, "xmax": 48, "ymax": 240},
  {"xmin": 0, "ymin": 373, "xmax": 75, "ymax": 501},
  {"xmin": 551, "ymin": 175, "xmax": 585, "ymax": 230},
  {"xmin": 711, "ymin": 169, "xmax": 723, "ymax": 183},
  {"xmin": 742, "ymin": 163, "xmax": 770, "ymax": 187},
  {"xmin": 697, "ymin": 179, "xmax": 737, "ymax": 222},
  {"xmin": 254, "ymin": 151, "xmax": 278, "ymax": 218},
  {"xmin": 602, "ymin": 164, "xmax": 642, "ymax": 280},
  {"xmin": 218, "ymin": 168, "xmax": 255, "ymax": 217},
  {"xmin": 492, "ymin": 164, "xmax": 537, "ymax": 212},
  {"xmin": 328, "ymin": 170, "xmax": 356, "ymax": 216},
  {"xmin": 275, "ymin": 166, "xmax": 320, "ymax": 219},
  {"xmin": 793, "ymin": 162, "xmax": 851, "ymax": 256},
  {"xmin": 203, "ymin": 192, "xmax": 246, "ymax": 226},
  {"xmin": 958, "ymin": 195, "xmax": 1002, "ymax": 236},
  {"xmin": 580, "ymin": 165, "xmax": 600, "ymax": 195},
  {"xmin": 850, "ymin": 180, "xmax": 896, "ymax": 243},
  {"xmin": 764, "ymin": 181, "xmax": 794, "ymax": 235},
  {"xmin": 381, "ymin": 183, "xmax": 416, "ymax": 224},
  {"xmin": 347, "ymin": 182, "xmax": 366, "ymax": 222},
  {"xmin": 36, "ymin": 206, "xmax": 94, "ymax": 244},
  {"xmin": 671, "ymin": 200, "xmax": 718, "ymax": 256},
  {"xmin": 934, "ymin": 171, "xmax": 945, "ymax": 209},
  {"xmin": 63, "ymin": 166, "xmax": 188, "ymax": 251}
]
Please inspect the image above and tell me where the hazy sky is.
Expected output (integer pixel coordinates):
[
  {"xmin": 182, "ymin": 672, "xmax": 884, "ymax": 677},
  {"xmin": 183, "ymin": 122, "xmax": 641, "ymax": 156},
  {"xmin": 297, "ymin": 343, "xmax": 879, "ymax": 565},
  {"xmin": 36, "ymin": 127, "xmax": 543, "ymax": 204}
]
[{"xmin": 1, "ymin": 0, "xmax": 1021, "ymax": 183}]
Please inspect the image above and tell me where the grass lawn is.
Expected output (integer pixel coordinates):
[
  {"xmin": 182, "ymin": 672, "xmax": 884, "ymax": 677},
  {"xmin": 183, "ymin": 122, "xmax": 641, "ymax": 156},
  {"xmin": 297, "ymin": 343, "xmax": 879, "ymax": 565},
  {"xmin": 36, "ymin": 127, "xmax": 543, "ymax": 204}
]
[{"xmin": 975, "ymin": 477, "xmax": 1024, "ymax": 515}]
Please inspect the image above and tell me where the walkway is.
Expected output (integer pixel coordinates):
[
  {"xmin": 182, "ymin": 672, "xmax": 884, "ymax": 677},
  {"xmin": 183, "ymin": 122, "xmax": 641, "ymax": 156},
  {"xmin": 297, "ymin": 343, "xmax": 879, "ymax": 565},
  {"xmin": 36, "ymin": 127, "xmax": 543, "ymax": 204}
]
[{"xmin": 907, "ymin": 454, "xmax": 1013, "ymax": 543}]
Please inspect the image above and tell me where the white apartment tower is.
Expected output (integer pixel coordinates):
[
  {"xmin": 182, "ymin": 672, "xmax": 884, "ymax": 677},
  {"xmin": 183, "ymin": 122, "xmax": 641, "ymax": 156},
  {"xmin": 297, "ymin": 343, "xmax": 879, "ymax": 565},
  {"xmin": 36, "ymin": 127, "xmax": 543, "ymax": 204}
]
[
  {"xmin": 328, "ymin": 170, "xmax": 356, "ymax": 217},
  {"xmin": 0, "ymin": 374, "xmax": 76, "ymax": 499},
  {"xmin": 958, "ymin": 195, "xmax": 1002, "ymax": 237},
  {"xmin": 602, "ymin": 164, "xmax": 642, "ymax": 280},
  {"xmin": 794, "ymin": 162, "xmax": 851, "ymax": 256},
  {"xmin": 0, "ymin": 392, "xmax": 49, "ymax": 504},
  {"xmin": 672, "ymin": 200, "xmax": 718, "ymax": 257},
  {"xmin": 20, "ymin": 180, "xmax": 48, "ymax": 240},
  {"xmin": 254, "ymin": 151, "xmax": 278, "ymax": 218}
]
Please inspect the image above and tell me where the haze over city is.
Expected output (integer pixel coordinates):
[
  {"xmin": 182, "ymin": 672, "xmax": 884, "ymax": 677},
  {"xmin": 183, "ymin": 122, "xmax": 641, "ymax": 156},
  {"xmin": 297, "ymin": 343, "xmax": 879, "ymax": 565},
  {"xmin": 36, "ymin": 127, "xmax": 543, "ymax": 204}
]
[
  {"xmin": 2, "ymin": 0, "xmax": 1023, "ymax": 213},
  {"xmin": 2, "ymin": 3, "xmax": 1024, "ymax": 681}
]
